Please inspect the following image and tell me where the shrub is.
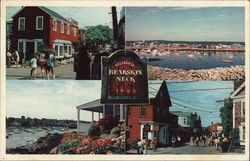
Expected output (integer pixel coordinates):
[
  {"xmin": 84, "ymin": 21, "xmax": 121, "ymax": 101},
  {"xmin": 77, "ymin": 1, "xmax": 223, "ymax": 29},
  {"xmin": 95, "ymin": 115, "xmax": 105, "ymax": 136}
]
[
  {"xmin": 231, "ymin": 128, "xmax": 240, "ymax": 146},
  {"xmin": 88, "ymin": 124, "xmax": 101, "ymax": 137},
  {"xmin": 57, "ymin": 132, "xmax": 124, "ymax": 154},
  {"xmin": 98, "ymin": 115, "xmax": 119, "ymax": 133}
]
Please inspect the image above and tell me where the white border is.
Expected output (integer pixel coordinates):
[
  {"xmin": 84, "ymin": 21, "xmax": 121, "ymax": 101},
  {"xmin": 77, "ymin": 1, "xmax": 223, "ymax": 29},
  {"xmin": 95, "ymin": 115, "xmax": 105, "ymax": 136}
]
[{"xmin": 1, "ymin": 0, "xmax": 249, "ymax": 160}]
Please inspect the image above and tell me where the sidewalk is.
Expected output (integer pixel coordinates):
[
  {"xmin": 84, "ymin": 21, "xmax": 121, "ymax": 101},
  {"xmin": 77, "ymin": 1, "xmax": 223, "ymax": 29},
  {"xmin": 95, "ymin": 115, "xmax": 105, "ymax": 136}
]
[
  {"xmin": 127, "ymin": 143, "xmax": 244, "ymax": 155},
  {"xmin": 6, "ymin": 63, "xmax": 76, "ymax": 80}
]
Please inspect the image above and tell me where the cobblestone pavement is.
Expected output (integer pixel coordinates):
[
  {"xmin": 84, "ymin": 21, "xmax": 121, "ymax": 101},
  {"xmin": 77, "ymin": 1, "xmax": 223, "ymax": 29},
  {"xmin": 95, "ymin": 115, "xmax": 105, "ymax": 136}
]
[
  {"xmin": 127, "ymin": 143, "xmax": 244, "ymax": 155},
  {"xmin": 6, "ymin": 63, "xmax": 76, "ymax": 80}
]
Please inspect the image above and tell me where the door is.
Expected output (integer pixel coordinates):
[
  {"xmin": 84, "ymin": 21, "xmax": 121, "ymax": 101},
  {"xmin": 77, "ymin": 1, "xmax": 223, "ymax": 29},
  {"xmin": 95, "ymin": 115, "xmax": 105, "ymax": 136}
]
[{"xmin": 26, "ymin": 42, "xmax": 34, "ymax": 61}]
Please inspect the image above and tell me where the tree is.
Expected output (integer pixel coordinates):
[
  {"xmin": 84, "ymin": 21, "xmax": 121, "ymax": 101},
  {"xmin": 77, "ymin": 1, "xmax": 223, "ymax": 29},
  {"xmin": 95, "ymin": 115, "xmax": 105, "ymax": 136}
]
[
  {"xmin": 85, "ymin": 25, "xmax": 113, "ymax": 51},
  {"xmin": 220, "ymin": 102, "xmax": 233, "ymax": 137}
]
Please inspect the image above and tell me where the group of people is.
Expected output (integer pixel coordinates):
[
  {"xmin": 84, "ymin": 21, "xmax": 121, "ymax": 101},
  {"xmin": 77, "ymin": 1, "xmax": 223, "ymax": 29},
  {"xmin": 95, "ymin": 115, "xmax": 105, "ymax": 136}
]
[
  {"xmin": 74, "ymin": 46, "xmax": 109, "ymax": 80},
  {"xmin": 171, "ymin": 135, "xmax": 183, "ymax": 147},
  {"xmin": 137, "ymin": 138, "xmax": 158, "ymax": 154},
  {"xmin": 190, "ymin": 135, "xmax": 230, "ymax": 152},
  {"xmin": 29, "ymin": 51, "xmax": 55, "ymax": 80},
  {"xmin": 6, "ymin": 50, "xmax": 20, "ymax": 68}
]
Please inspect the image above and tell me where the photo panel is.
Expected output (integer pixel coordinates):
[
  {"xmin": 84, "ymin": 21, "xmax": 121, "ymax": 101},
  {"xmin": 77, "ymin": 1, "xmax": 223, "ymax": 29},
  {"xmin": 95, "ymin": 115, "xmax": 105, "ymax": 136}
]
[{"xmin": 5, "ymin": 6, "xmax": 125, "ymax": 80}]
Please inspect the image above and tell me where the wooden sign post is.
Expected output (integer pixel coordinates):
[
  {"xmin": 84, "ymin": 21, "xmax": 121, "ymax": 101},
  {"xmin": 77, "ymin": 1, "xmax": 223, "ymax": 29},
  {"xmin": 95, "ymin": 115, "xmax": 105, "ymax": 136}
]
[{"xmin": 101, "ymin": 50, "xmax": 149, "ymax": 154}]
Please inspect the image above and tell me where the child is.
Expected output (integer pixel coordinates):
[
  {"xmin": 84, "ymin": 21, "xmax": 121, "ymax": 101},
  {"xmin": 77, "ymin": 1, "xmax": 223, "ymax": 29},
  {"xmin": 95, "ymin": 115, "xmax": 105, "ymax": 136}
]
[{"xmin": 30, "ymin": 54, "xmax": 37, "ymax": 79}]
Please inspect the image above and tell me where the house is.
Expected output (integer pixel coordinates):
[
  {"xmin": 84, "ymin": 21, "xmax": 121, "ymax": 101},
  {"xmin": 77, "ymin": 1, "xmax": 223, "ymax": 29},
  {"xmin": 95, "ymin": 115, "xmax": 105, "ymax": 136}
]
[
  {"xmin": 171, "ymin": 111, "xmax": 195, "ymax": 128},
  {"xmin": 230, "ymin": 82, "xmax": 245, "ymax": 146},
  {"xmin": 208, "ymin": 122, "xmax": 223, "ymax": 138},
  {"xmin": 11, "ymin": 6, "xmax": 79, "ymax": 62},
  {"xmin": 76, "ymin": 81, "xmax": 178, "ymax": 145}
]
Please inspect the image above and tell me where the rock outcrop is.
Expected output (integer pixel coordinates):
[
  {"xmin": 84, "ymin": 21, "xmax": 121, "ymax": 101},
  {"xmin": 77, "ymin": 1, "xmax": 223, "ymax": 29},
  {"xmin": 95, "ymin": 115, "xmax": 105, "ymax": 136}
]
[
  {"xmin": 148, "ymin": 65, "xmax": 245, "ymax": 80},
  {"xmin": 7, "ymin": 133, "xmax": 63, "ymax": 154}
]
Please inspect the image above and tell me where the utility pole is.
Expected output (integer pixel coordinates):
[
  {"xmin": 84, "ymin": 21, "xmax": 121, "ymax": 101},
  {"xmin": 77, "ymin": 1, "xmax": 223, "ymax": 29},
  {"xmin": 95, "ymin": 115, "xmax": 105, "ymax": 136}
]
[{"xmin": 111, "ymin": 6, "xmax": 118, "ymax": 50}]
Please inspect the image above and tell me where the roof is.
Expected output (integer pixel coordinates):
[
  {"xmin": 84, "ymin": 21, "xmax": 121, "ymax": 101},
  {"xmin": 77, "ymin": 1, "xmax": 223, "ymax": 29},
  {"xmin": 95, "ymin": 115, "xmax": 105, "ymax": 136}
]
[
  {"xmin": 230, "ymin": 82, "xmax": 245, "ymax": 99},
  {"xmin": 76, "ymin": 99, "xmax": 103, "ymax": 112},
  {"xmin": 171, "ymin": 111, "xmax": 193, "ymax": 117},
  {"xmin": 12, "ymin": 6, "xmax": 75, "ymax": 25},
  {"xmin": 39, "ymin": 7, "xmax": 71, "ymax": 24}
]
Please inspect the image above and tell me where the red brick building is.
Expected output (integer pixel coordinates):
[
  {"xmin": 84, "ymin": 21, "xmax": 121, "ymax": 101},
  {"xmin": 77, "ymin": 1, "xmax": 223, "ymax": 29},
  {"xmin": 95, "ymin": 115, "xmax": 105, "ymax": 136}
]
[
  {"xmin": 230, "ymin": 82, "xmax": 245, "ymax": 145},
  {"xmin": 127, "ymin": 82, "xmax": 178, "ymax": 144},
  {"xmin": 12, "ymin": 6, "xmax": 79, "ymax": 61}
]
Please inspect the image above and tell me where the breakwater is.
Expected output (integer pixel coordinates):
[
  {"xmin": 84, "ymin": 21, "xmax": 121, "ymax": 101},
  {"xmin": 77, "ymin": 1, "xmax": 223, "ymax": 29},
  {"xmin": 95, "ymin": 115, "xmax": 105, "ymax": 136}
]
[{"xmin": 148, "ymin": 65, "xmax": 245, "ymax": 80}]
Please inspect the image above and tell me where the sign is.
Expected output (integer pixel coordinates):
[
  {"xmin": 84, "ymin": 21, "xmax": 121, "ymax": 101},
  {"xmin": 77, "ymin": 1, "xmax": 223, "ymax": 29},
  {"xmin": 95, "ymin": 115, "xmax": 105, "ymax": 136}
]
[{"xmin": 101, "ymin": 50, "xmax": 149, "ymax": 104}]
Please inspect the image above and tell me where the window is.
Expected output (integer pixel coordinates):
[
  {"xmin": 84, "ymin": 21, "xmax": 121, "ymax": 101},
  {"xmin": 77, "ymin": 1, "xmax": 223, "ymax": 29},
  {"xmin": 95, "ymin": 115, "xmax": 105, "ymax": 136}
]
[
  {"xmin": 36, "ymin": 42, "xmax": 44, "ymax": 52},
  {"xmin": 61, "ymin": 22, "xmax": 64, "ymax": 33},
  {"xmin": 74, "ymin": 27, "xmax": 76, "ymax": 37},
  {"xmin": 64, "ymin": 46, "xmax": 67, "ymax": 55},
  {"xmin": 184, "ymin": 118, "xmax": 187, "ymax": 124},
  {"xmin": 55, "ymin": 45, "xmax": 58, "ymax": 57},
  {"xmin": 140, "ymin": 106, "xmax": 146, "ymax": 117},
  {"xmin": 18, "ymin": 41, "xmax": 24, "ymax": 52},
  {"xmin": 36, "ymin": 16, "xmax": 43, "ymax": 30},
  {"xmin": 67, "ymin": 24, "xmax": 70, "ymax": 35},
  {"xmin": 53, "ymin": 19, "xmax": 57, "ymax": 31},
  {"xmin": 59, "ymin": 46, "xmax": 64, "ymax": 56},
  {"xmin": 18, "ymin": 17, "xmax": 25, "ymax": 31},
  {"xmin": 68, "ymin": 46, "xmax": 72, "ymax": 56}
]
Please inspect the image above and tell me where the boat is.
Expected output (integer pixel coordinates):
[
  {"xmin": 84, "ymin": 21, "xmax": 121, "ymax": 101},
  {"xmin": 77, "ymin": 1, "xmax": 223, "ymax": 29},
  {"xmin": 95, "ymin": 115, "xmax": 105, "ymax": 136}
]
[
  {"xmin": 187, "ymin": 54, "xmax": 194, "ymax": 58},
  {"xmin": 222, "ymin": 60, "xmax": 233, "ymax": 63},
  {"xmin": 148, "ymin": 57, "xmax": 161, "ymax": 61}
]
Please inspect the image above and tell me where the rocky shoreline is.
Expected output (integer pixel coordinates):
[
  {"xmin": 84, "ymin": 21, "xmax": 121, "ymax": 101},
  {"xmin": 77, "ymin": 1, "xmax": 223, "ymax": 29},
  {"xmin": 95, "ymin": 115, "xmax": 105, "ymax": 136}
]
[
  {"xmin": 7, "ymin": 133, "xmax": 63, "ymax": 154},
  {"xmin": 148, "ymin": 65, "xmax": 245, "ymax": 80}
]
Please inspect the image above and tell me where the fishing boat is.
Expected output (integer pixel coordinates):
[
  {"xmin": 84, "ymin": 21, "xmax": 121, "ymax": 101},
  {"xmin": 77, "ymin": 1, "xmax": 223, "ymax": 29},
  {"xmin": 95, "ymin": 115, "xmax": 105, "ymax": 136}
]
[{"xmin": 221, "ymin": 59, "xmax": 233, "ymax": 63}]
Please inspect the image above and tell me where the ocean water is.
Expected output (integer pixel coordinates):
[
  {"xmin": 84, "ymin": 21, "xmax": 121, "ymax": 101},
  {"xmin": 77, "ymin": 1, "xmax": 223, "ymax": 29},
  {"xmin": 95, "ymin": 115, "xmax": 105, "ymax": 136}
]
[
  {"xmin": 139, "ymin": 52, "xmax": 245, "ymax": 70},
  {"xmin": 6, "ymin": 124, "xmax": 90, "ymax": 149}
]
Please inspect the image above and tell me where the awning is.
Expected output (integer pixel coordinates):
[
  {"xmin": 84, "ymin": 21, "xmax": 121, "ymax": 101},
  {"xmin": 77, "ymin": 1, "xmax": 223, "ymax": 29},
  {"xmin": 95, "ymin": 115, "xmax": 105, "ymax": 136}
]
[
  {"xmin": 53, "ymin": 39, "xmax": 72, "ymax": 44},
  {"xmin": 76, "ymin": 99, "xmax": 103, "ymax": 112}
]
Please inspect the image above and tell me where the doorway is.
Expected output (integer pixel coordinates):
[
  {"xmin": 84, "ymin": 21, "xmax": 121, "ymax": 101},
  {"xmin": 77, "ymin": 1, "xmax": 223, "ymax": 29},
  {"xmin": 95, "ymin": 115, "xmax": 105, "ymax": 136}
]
[{"xmin": 26, "ymin": 42, "xmax": 34, "ymax": 61}]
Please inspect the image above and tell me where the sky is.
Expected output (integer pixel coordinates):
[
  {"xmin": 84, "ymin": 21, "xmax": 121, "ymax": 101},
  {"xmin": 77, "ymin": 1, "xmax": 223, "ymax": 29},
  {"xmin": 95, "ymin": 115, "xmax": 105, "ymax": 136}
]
[
  {"xmin": 6, "ymin": 80, "xmax": 234, "ymax": 127},
  {"xmin": 6, "ymin": 6, "xmax": 122, "ymax": 28},
  {"xmin": 126, "ymin": 7, "xmax": 245, "ymax": 42}
]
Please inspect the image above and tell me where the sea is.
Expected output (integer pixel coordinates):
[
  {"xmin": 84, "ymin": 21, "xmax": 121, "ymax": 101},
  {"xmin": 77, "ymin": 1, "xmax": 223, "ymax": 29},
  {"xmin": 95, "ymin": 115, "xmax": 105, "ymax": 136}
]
[
  {"xmin": 6, "ymin": 124, "xmax": 90, "ymax": 149},
  {"xmin": 138, "ymin": 51, "xmax": 245, "ymax": 70}
]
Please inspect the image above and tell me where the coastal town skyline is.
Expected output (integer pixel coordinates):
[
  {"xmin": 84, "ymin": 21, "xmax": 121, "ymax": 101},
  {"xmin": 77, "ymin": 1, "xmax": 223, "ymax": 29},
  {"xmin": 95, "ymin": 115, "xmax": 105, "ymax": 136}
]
[
  {"xmin": 6, "ymin": 80, "xmax": 234, "ymax": 127},
  {"xmin": 126, "ymin": 7, "xmax": 245, "ymax": 42}
]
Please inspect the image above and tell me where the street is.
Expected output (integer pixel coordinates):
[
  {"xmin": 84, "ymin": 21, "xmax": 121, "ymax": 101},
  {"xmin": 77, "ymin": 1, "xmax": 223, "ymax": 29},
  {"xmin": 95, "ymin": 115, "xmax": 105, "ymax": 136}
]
[
  {"xmin": 127, "ymin": 143, "xmax": 243, "ymax": 155},
  {"xmin": 6, "ymin": 63, "xmax": 76, "ymax": 80}
]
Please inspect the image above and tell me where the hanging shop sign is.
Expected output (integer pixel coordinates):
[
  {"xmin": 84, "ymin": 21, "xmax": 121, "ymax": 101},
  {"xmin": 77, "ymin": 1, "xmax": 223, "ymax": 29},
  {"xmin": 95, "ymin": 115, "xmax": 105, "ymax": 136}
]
[{"xmin": 101, "ymin": 50, "xmax": 149, "ymax": 104}]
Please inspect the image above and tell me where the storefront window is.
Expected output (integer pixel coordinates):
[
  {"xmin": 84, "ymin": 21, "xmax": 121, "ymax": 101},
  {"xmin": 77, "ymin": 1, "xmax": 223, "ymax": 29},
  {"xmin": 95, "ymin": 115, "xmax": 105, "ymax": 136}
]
[
  {"xmin": 59, "ymin": 46, "xmax": 63, "ymax": 56},
  {"xmin": 68, "ymin": 46, "xmax": 72, "ymax": 56},
  {"xmin": 55, "ymin": 45, "xmax": 58, "ymax": 57}
]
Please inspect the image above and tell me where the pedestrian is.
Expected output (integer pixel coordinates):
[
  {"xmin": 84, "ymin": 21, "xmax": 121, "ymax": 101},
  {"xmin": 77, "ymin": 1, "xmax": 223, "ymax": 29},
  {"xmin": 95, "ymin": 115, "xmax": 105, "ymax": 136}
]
[
  {"xmin": 14, "ymin": 50, "xmax": 20, "ymax": 67},
  {"xmin": 221, "ymin": 137, "xmax": 229, "ymax": 153},
  {"xmin": 202, "ymin": 135, "xmax": 206, "ymax": 147},
  {"xmin": 45, "ymin": 51, "xmax": 56, "ymax": 80},
  {"xmin": 143, "ymin": 139, "xmax": 148, "ymax": 155},
  {"xmin": 151, "ymin": 137, "xmax": 157, "ymax": 152},
  {"xmin": 208, "ymin": 136, "xmax": 213, "ymax": 147},
  {"xmin": 29, "ymin": 54, "xmax": 37, "ymax": 79},
  {"xmin": 6, "ymin": 50, "xmax": 12, "ymax": 68},
  {"xmin": 190, "ymin": 136, "xmax": 194, "ymax": 146},
  {"xmin": 91, "ymin": 54, "xmax": 101, "ymax": 80},
  {"xmin": 75, "ymin": 46, "xmax": 91, "ymax": 80},
  {"xmin": 171, "ymin": 136, "xmax": 176, "ymax": 147},
  {"xmin": 215, "ymin": 137, "xmax": 219, "ymax": 150},
  {"xmin": 195, "ymin": 136, "xmax": 199, "ymax": 146},
  {"xmin": 39, "ymin": 53, "xmax": 46, "ymax": 79},
  {"xmin": 177, "ymin": 136, "xmax": 182, "ymax": 146},
  {"xmin": 137, "ymin": 139, "xmax": 142, "ymax": 154}
]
